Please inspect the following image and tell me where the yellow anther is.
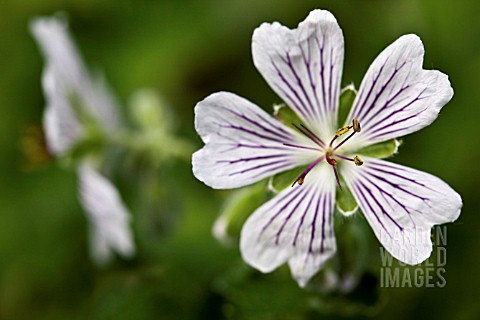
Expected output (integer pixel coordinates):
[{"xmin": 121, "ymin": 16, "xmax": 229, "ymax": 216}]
[
  {"xmin": 354, "ymin": 155, "xmax": 363, "ymax": 166},
  {"xmin": 298, "ymin": 177, "xmax": 305, "ymax": 185},
  {"xmin": 353, "ymin": 119, "xmax": 361, "ymax": 132},
  {"xmin": 336, "ymin": 126, "xmax": 350, "ymax": 137}
]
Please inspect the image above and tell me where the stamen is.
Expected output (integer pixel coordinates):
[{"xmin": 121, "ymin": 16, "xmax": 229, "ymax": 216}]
[
  {"xmin": 289, "ymin": 119, "xmax": 362, "ymax": 190},
  {"xmin": 353, "ymin": 118, "xmax": 361, "ymax": 132},
  {"xmin": 334, "ymin": 154, "xmax": 363, "ymax": 167},
  {"xmin": 292, "ymin": 156, "xmax": 324, "ymax": 187},
  {"xmin": 329, "ymin": 135, "xmax": 338, "ymax": 147},
  {"xmin": 336, "ymin": 126, "xmax": 350, "ymax": 137},
  {"xmin": 333, "ymin": 131, "xmax": 355, "ymax": 151},
  {"xmin": 333, "ymin": 119, "xmax": 362, "ymax": 151},
  {"xmin": 354, "ymin": 155, "xmax": 363, "ymax": 166},
  {"xmin": 335, "ymin": 154, "xmax": 354, "ymax": 162},
  {"xmin": 330, "ymin": 126, "xmax": 349, "ymax": 146}
]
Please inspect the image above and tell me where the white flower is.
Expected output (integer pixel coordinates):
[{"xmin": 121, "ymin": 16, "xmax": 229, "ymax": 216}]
[
  {"xmin": 31, "ymin": 15, "xmax": 135, "ymax": 265},
  {"xmin": 78, "ymin": 161, "xmax": 135, "ymax": 265},
  {"xmin": 192, "ymin": 10, "xmax": 462, "ymax": 287},
  {"xmin": 31, "ymin": 15, "xmax": 120, "ymax": 156}
]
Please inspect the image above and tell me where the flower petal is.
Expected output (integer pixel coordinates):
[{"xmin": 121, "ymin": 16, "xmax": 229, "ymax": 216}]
[
  {"xmin": 252, "ymin": 9, "xmax": 344, "ymax": 138},
  {"xmin": 344, "ymin": 34, "xmax": 453, "ymax": 149},
  {"xmin": 42, "ymin": 66, "xmax": 83, "ymax": 155},
  {"xmin": 78, "ymin": 162, "xmax": 135, "ymax": 265},
  {"xmin": 193, "ymin": 92, "xmax": 316, "ymax": 189},
  {"xmin": 341, "ymin": 157, "xmax": 462, "ymax": 265},
  {"xmin": 240, "ymin": 164, "xmax": 337, "ymax": 287},
  {"xmin": 30, "ymin": 15, "xmax": 120, "ymax": 144}
]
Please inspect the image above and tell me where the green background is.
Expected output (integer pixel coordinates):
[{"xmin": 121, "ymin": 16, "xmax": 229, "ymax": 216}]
[{"xmin": 0, "ymin": 0, "xmax": 478, "ymax": 319}]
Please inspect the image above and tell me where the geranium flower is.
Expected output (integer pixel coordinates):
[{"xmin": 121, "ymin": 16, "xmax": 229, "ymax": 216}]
[
  {"xmin": 192, "ymin": 9, "xmax": 462, "ymax": 287},
  {"xmin": 31, "ymin": 16, "xmax": 135, "ymax": 265}
]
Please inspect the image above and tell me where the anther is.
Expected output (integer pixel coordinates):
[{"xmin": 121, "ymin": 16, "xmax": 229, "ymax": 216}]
[
  {"xmin": 336, "ymin": 126, "xmax": 350, "ymax": 137},
  {"xmin": 354, "ymin": 155, "xmax": 363, "ymax": 166},
  {"xmin": 333, "ymin": 119, "xmax": 362, "ymax": 151},
  {"xmin": 292, "ymin": 157, "xmax": 324, "ymax": 187},
  {"xmin": 353, "ymin": 118, "xmax": 361, "ymax": 132}
]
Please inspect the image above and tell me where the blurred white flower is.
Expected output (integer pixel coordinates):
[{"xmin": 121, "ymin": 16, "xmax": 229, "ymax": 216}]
[
  {"xmin": 31, "ymin": 15, "xmax": 135, "ymax": 265},
  {"xmin": 31, "ymin": 15, "xmax": 120, "ymax": 155},
  {"xmin": 78, "ymin": 161, "xmax": 135, "ymax": 265}
]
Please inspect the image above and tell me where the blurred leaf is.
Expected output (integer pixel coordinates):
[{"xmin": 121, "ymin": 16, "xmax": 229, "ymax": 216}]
[
  {"xmin": 273, "ymin": 103, "xmax": 302, "ymax": 130},
  {"xmin": 337, "ymin": 85, "xmax": 356, "ymax": 127},
  {"xmin": 357, "ymin": 139, "xmax": 399, "ymax": 159},
  {"xmin": 336, "ymin": 178, "xmax": 358, "ymax": 215},
  {"xmin": 268, "ymin": 166, "xmax": 306, "ymax": 193},
  {"xmin": 213, "ymin": 181, "xmax": 268, "ymax": 244}
]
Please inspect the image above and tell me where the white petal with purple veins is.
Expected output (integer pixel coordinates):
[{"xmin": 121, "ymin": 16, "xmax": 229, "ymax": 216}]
[
  {"xmin": 343, "ymin": 34, "xmax": 453, "ymax": 151},
  {"xmin": 193, "ymin": 92, "xmax": 317, "ymax": 189},
  {"xmin": 78, "ymin": 162, "xmax": 135, "ymax": 265},
  {"xmin": 252, "ymin": 9, "xmax": 344, "ymax": 139},
  {"xmin": 240, "ymin": 164, "xmax": 337, "ymax": 287},
  {"xmin": 341, "ymin": 157, "xmax": 461, "ymax": 265}
]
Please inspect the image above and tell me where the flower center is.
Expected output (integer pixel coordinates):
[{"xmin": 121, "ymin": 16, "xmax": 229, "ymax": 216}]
[{"xmin": 287, "ymin": 119, "xmax": 363, "ymax": 190}]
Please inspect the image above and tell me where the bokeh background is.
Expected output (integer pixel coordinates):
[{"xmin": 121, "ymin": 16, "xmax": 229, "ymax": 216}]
[{"xmin": 1, "ymin": 0, "xmax": 479, "ymax": 319}]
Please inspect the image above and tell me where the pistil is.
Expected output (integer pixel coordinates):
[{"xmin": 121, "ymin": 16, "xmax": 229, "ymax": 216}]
[
  {"xmin": 326, "ymin": 151, "xmax": 342, "ymax": 190},
  {"xmin": 287, "ymin": 119, "xmax": 363, "ymax": 190}
]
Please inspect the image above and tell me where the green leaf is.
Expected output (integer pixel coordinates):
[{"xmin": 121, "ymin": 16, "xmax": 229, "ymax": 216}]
[
  {"xmin": 336, "ymin": 177, "xmax": 358, "ymax": 215},
  {"xmin": 273, "ymin": 103, "xmax": 302, "ymax": 129},
  {"xmin": 268, "ymin": 166, "xmax": 307, "ymax": 192},
  {"xmin": 357, "ymin": 139, "xmax": 400, "ymax": 159},
  {"xmin": 337, "ymin": 85, "xmax": 356, "ymax": 127},
  {"xmin": 214, "ymin": 181, "xmax": 268, "ymax": 244}
]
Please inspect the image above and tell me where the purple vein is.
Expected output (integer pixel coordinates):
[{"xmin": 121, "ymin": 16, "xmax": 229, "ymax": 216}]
[
  {"xmin": 314, "ymin": 35, "xmax": 328, "ymax": 115},
  {"xmin": 283, "ymin": 143, "xmax": 322, "ymax": 152},
  {"xmin": 221, "ymin": 124, "xmax": 286, "ymax": 144},
  {"xmin": 228, "ymin": 159, "xmax": 289, "ymax": 176},
  {"xmin": 308, "ymin": 190, "xmax": 323, "ymax": 253},
  {"xmin": 353, "ymin": 184, "xmax": 392, "ymax": 238},
  {"xmin": 275, "ymin": 187, "xmax": 312, "ymax": 245},
  {"xmin": 367, "ymin": 162, "xmax": 438, "ymax": 194},
  {"xmin": 284, "ymin": 52, "xmax": 316, "ymax": 119},
  {"xmin": 291, "ymin": 123, "xmax": 324, "ymax": 147},
  {"xmin": 365, "ymin": 89, "xmax": 427, "ymax": 133},
  {"xmin": 361, "ymin": 180, "xmax": 404, "ymax": 231},
  {"xmin": 260, "ymin": 186, "xmax": 305, "ymax": 235},
  {"xmin": 354, "ymin": 60, "xmax": 388, "ymax": 119},
  {"xmin": 217, "ymin": 154, "xmax": 287, "ymax": 164},
  {"xmin": 300, "ymin": 124, "xmax": 326, "ymax": 147},
  {"xmin": 362, "ymin": 84, "xmax": 411, "ymax": 125},
  {"xmin": 293, "ymin": 189, "xmax": 317, "ymax": 246},
  {"xmin": 271, "ymin": 58, "xmax": 310, "ymax": 119},
  {"xmin": 358, "ymin": 61, "xmax": 407, "ymax": 121},
  {"xmin": 300, "ymin": 38, "xmax": 321, "ymax": 120},
  {"xmin": 367, "ymin": 171, "xmax": 430, "ymax": 204},
  {"xmin": 224, "ymin": 108, "xmax": 291, "ymax": 141}
]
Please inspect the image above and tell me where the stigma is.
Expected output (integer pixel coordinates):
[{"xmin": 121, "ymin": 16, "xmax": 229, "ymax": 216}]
[{"xmin": 288, "ymin": 119, "xmax": 364, "ymax": 190}]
